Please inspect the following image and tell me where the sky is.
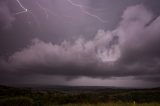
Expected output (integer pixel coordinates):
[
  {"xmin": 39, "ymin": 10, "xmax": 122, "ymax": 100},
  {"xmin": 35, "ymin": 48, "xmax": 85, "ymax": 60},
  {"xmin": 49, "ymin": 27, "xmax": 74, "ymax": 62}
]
[{"xmin": 0, "ymin": 0, "xmax": 160, "ymax": 88}]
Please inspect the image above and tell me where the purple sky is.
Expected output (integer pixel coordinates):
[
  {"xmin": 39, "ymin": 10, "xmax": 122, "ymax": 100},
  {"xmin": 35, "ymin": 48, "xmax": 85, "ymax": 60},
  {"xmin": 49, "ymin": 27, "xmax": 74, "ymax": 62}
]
[{"xmin": 0, "ymin": 0, "xmax": 160, "ymax": 88}]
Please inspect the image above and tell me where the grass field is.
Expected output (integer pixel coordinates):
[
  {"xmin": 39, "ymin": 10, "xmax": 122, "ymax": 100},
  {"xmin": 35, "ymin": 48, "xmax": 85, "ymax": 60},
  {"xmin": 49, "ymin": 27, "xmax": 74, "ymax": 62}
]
[
  {"xmin": 0, "ymin": 85, "xmax": 160, "ymax": 106},
  {"xmin": 63, "ymin": 103, "xmax": 160, "ymax": 106}
]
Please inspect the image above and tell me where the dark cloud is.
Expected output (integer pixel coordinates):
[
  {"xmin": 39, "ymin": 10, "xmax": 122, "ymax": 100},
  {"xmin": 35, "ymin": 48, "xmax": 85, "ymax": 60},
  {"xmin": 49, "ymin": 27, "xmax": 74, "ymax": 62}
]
[
  {"xmin": 0, "ymin": 4, "xmax": 160, "ymax": 86},
  {"xmin": 0, "ymin": 1, "xmax": 15, "ymax": 29},
  {"xmin": 0, "ymin": 0, "xmax": 160, "ymax": 87}
]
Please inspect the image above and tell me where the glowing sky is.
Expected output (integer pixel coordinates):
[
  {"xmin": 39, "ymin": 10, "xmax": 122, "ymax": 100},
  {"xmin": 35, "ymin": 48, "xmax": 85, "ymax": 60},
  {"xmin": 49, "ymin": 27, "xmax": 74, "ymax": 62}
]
[{"xmin": 0, "ymin": 0, "xmax": 160, "ymax": 87}]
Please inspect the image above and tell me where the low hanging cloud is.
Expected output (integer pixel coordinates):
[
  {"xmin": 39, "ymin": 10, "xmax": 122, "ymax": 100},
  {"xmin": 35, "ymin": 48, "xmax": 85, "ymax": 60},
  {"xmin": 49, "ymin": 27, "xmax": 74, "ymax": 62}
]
[
  {"xmin": 3, "ymin": 30, "xmax": 120, "ymax": 76},
  {"xmin": 0, "ymin": 1, "xmax": 15, "ymax": 30},
  {"xmin": 1, "ymin": 4, "xmax": 160, "ymax": 84}
]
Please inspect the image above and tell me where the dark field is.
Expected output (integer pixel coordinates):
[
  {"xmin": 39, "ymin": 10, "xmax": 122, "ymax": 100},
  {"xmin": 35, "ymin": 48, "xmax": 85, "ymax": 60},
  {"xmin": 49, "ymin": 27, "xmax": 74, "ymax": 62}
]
[{"xmin": 0, "ymin": 85, "xmax": 160, "ymax": 106}]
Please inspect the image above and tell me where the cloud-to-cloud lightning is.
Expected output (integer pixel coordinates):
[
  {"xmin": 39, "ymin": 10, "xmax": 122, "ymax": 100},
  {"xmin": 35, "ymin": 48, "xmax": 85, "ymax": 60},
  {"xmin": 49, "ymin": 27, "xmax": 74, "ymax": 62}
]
[
  {"xmin": 15, "ymin": 0, "xmax": 28, "ymax": 15},
  {"xmin": 36, "ymin": 2, "xmax": 72, "ymax": 22},
  {"xmin": 66, "ymin": 0, "xmax": 108, "ymax": 23},
  {"xmin": 15, "ymin": 0, "xmax": 40, "ymax": 27},
  {"xmin": 36, "ymin": 2, "xmax": 49, "ymax": 19},
  {"xmin": 15, "ymin": 0, "xmax": 107, "ymax": 24},
  {"xmin": 36, "ymin": 2, "xmax": 64, "ymax": 20}
]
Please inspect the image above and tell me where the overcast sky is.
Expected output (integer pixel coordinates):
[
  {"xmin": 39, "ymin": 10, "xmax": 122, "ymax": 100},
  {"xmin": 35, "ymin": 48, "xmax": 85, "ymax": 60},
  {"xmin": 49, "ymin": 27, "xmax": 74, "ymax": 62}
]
[{"xmin": 0, "ymin": 0, "xmax": 160, "ymax": 88}]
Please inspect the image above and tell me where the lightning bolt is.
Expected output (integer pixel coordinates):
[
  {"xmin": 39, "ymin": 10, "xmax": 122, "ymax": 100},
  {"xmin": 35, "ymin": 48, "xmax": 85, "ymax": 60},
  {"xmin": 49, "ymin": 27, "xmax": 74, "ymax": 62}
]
[
  {"xmin": 15, "ymin": 0, "xmax": 28, "ymax": 14},
  {"xmin": 36, "ymin": 2, "xmax": 72, "ymax": 23},
  {"xmin": 66, "ymin": 0, "xmax": 108, "ymax": 23},
  {"xmin": 15, "ymin": 0, "xmax": 107, "ymax": 24},
  {"xmin": 15, "ymin": 0, "xmax": 40, "ymax": 27},
  {"xmin": 36, "ymin": 2, "xmax": 49, "ymax": 19},
  {"xmin": 36, "ymin": 2, "xmax": 61, "ymax": 19}
]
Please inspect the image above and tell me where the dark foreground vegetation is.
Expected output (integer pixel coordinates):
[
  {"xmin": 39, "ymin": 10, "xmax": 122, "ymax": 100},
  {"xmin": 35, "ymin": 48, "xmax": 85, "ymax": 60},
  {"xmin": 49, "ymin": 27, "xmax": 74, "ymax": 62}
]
[{"xmin": 0, "ymin": 85, "xmax": 160, "ymax": 106}]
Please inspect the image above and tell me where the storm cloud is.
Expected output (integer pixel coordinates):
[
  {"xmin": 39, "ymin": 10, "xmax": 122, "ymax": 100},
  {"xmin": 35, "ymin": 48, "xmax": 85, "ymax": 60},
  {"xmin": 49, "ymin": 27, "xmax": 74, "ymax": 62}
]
[
  {"xmin": 0, "ymin": 0, "xmax": 160, "ymax": 87},
  {"xmin": 0, "ymin": 4, "xmax": 160, "ymax": 86},
  {"xmin": 0, "ymin": 1, "xmax": 15, "ymax": 29}
]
